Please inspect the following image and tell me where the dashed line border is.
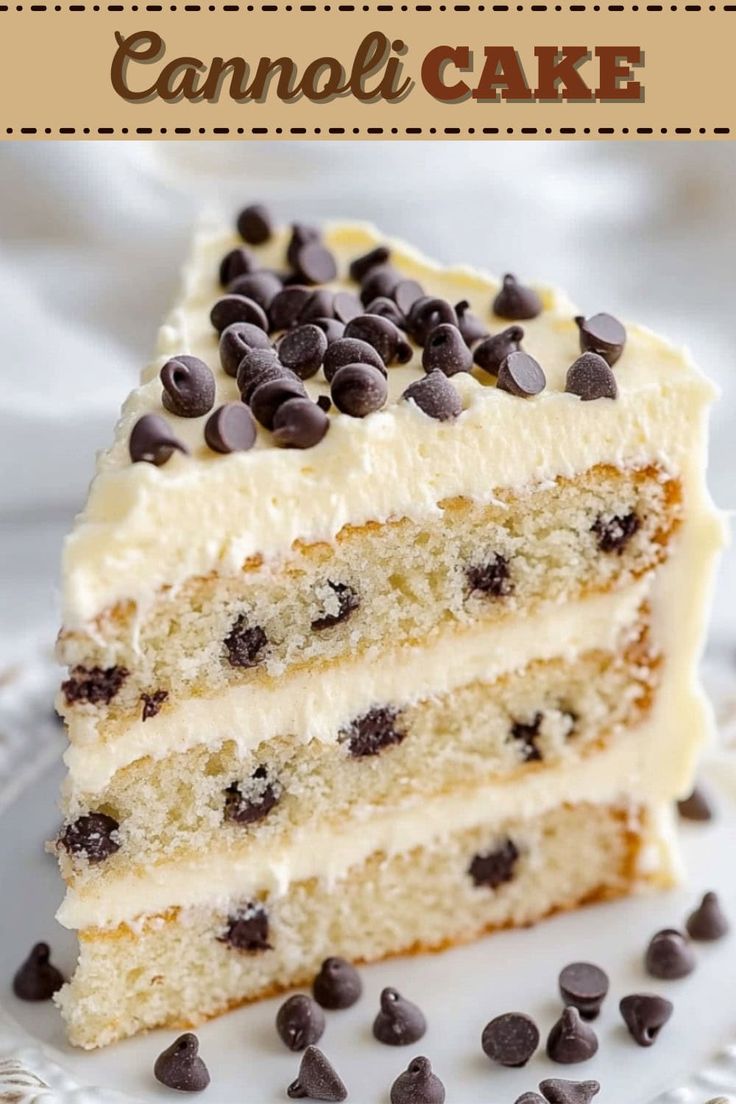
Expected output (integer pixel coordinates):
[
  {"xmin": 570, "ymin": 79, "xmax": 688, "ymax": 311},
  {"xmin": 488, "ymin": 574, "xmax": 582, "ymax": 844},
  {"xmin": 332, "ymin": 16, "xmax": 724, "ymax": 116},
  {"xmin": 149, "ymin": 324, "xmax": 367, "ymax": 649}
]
[
  {"xmin": 5, "ymin": 125, "xmax": 732, "ymax": 134},
  {"xmin": 1, "ymin": 2, "xmax": 736, "ymax": 9}
]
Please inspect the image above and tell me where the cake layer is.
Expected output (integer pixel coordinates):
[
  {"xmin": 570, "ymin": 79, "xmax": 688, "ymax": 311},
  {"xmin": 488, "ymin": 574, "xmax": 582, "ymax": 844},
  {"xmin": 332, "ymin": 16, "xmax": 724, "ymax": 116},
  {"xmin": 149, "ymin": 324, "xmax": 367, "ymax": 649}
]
[{"xmin": 56, "ymin": 799, "xmax": 675, "ymax": 1048}]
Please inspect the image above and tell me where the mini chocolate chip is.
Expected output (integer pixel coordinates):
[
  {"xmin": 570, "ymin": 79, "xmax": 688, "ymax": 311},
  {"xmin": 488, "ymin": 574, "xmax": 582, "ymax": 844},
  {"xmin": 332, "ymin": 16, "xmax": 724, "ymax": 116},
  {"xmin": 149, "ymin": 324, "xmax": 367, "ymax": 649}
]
[
  {"xmin": 422, "ymin": 323, "xmax": 473, "ymax": 376},
  {"xmin": 342, "ymin": 706, "xmax": 404, "ymax": 758},
  {"xmin": 277, "ymin": 995, "xmax": 326, "ymax": 1052},
  {"xmin": 565, "ymin": 353, "xmax": 617, "ymax": 401},
  {"xmin": 645, "ymin": 929, "xmax": 696, "ymax": 979},
  {"xmin": 402, "ymin": 371, "xmax": 462, "ymax": 421},
  {"xmin": 373, "ymin": 987, "xmax": 427, "ymax": 1046},
  {"xmin": 279, "ymin": 324, "xmax": 328, "ymax": 380},
  {"xmin": 224, "ymin": 767, "xmax": 279, "ymax": 825},
  {"xmin": 211, "ymin": 294, "xmax": 269, "ymax": 335},
  {"xmin": 287, "ymin": 1046, "xmax": 347, "ymax": 1102},
  {"xmin": 619, "ymin": 993, "xmax": 673, "ymax": 1046},
  {"xmin": 468, "ymin": 838, "xmax": 519, "ymax": 888},
  {"xmin": 220, "ymin": 321, "xmax": 273, "ymax": 376},
  {"xmin": 287, "ymin": 223, "xmax": 321, "ymax": 268},
  {"xmin": 592, "ymin": 511, "xmax": 640, "ymax": 553},
  {"xmin": 299, "ymin": 289, "xmax": 336, "ymax": 323},
  {"xmin": 407, "ymin": 296, "xmax": 458, "ymax": 346},
  {"xmin": 390, "ymin": 1057, "xmax": 445, "ymax": 1104},
  {"xmin": 219, "ymin": 245, "xmax": 256, "ymax": 286},
  {"xmin": 678, "ymin": 785, "xmax": 714, "ymax": 821},
  {"xmin": 220, "ymin": 902, "xmax": 271, "ymax": 951},
  {"xmin": 364, "ymin": 296, "xmax": 407, "ymax": 329},
  {"xmin": 311, "ymin": 581, "xmax": 360, "ymax": 631},
  {"xmin": 61, "ymin": 664, "xmax": 129, "ymax": 706},
  {"xmin": 223, "ymin": 615, "xmax": 268, "ymax": 668},
  {"xmin": 323, "ymin": 336, "xmax": 385, "ymax": 382},
  {"xmin": 481, "ymin": 1012, "xmax": 539, "ymax": 1067},
  {"xmin": 295, "ymin": 242, "xmax": 338, "ymax": 285},
  {"xmin": 60, "ymin": 813, "xmax": 120, "ymax": 863},
  {"xmin": 474, "ymin": 325, "xmax": 525, "ymax": 376},
  {"xmin": 228, "ymin": 271, "xmax": 283, "ymax": 311},
  {"xmin": 393, "ymin": 278, "xmax": 425, "ymax": 316},
  {"xmin": 13, "ymin": 942, "xmax": 65, "ymax": 1001},
  {"xmin": 141, "ymin": 689, "xmax": 168, "ymax": 721},
  {"xmin": 312, "ymin": 317, "xmax": 345, "ymax": 345},
  {"xmin": 493, "ymin": 274, "xmax": 542, "ymax": 321},
  {"xmin": 511, "ymin": 713, "xmax": 543, "ymax": 763},
  {"xmin": 497, "ymin": 350, "xmax": 546, "ymax": 398},
  {"xmin": 575, "ymin": 313, "xmax": 626, "ymax": 366},
  {"xmin": 466, "ymin": 553, "xmax": 513, "ymax": 598},
  {"xmin": 154, "ymin": 1033, "xmax": 210, "ymax": 1093},
  {"xmin": 349, "ymin": 245, "xmax": 390, "ymax": 282},
  {"xmin": 546, "ymin": 1008, "xmax": 599, "ymax": 1064},
  {"xmin": 539, "ymin": 1079, "xmax": 601, "ymax": 1104},
  {"xmin": 251, "ymin": 375, "xmax": 308, "ymax": 430},
  {"xmin": 333, "ymin": 290, "xmax": 363, "ymax": 324},
  {"xmin": 360, "ymin": 264, "xmax": 401, "ymax": 306},
  {"xmin": 129, "ymin": 414, "xmax": 189, "ymax": 466},
  {"xmin": 559, "ymin": 963, "xmax": 609, "ymax": 1020},
  {"xmin": 317, "ymin": 394, "xmax": 332, "ymax": 412},
  {"xmin": 236, "ymin": 348, "xmax": 285, "ymax": 402},
  {"xmin": 686, "ymin": 891, "xmax": 730, "ymax": 941},
  {"xmin": 205, "ymin": 403, "xmax": 257, "ymax": 454},
  {"xmin": 455, "ymin": 299, "xmax": 489, "ymax": 346},
  {"xmin": 313, "ymin": 957, "xmax": 362, "ymax": 1009},
  {"xmin": 270, "ymin": 285, "xmax": 313, "ymax": 331},
  {"xmin": 273, "ymin": 398, "xmax": 330, "ymax": 449},
  {"xmin": 344, "ymin": 314, "xmax": 412, "ymax": 365},
  {"xmin": 331, "ymin": 363, "xmax": 388, "ymax": 417},
  {"xmin": 237, "ymin": 203, "xmax": 272, "ymax": 245},
  {"xmin": 160, "ymin": 355, "xmax": 215, "ymax": 418}
]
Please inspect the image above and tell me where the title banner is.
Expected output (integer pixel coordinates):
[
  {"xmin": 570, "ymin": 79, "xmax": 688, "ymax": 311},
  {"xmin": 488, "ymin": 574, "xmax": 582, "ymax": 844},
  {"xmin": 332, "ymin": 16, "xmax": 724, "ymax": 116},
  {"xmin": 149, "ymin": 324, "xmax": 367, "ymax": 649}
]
[{"xmin": 0, "ymin": 5, "xmax": 732, "ymax": 137}]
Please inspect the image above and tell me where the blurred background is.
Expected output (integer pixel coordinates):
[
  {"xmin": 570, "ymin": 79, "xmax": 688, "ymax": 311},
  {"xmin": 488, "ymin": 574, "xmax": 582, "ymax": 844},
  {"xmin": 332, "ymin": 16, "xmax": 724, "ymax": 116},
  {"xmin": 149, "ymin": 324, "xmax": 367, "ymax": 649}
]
[{"xmin": 0, "ymin": 140, "xmax": 734, "ymax": 663}]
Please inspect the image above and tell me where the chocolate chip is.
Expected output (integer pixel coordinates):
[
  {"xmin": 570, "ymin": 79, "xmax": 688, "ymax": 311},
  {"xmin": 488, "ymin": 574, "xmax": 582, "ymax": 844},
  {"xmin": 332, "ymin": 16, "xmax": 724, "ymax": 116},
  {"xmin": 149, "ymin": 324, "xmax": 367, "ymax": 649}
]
[
  {"xmin": 279, "ymin": 324, "xmax": 328, "ymax": 380},
  {"xmin": 312, "ymin": 317, "xmax": 345, "ymax": 345},
  {"xmin": 481, "ymin": 1012, "xmax": 539, "ymax": 1067},
  {"xmin": 220, "ymin": 902, "xmax": 271, "ymax": 952},
  {"xmin": 619, "ymin": 993, "xmax": 673, "ymax": 1046},
  {"xmin": 466, "ymin": 553, "xmax": 512, "ymax": 598},
  {"xmin": 317, "ymin": 394, "xmax": 332, "ymax": 412},
  {"xmin": 237, "ymin": 203, "xmax": 272, "ymax": 245},
  {"xmin": 422, "ymin": 323, "xmax": 473, "ymax": 376},
  {"xmin": 270, "ymin": 285, "xmax": 313, "ymax": 331},
  {"xmin": 493, "ymin": 274, "xmax": 542, "ymax": 321},
  {"xmin": 236, "ymin": 348, "xmax": 285, "ymax": 402},
  {"xmin": 312, "ymin": 957, "xmax": 362, "ymax": 1009},
  {"xmin": 364, "ymin": 296, "xmax": 407, "ymax": 329},
  {"xmin": 141, "ymin": 689, "xmax": 168, "ymax": 721},
  {"xmin": 311, "ymin": 582, "xmax": 360, "ymax": 631},
  {"xmin": 373, "ymin": 987, "xmax": 427, "ymax": 1046},
  {"xmin": 349, "ymin": 245, "xmax": 390, "ymax": 283},
  {"xmin": 211, "ymin": 294, "xmax": 270, "ymax": 335},
  {"xmin": 61, "ymin": 664, "xmax": 129, "ymax": 706},
  {"xmin": 455, "ymin": 300, "xmax": 489, "ymax": 346},
  {"xmin": 344, "ymin": 314, "xmax": 412, "ymax": 365},
  {"xmin": 273, "ymin": 398, "xmax": 330, "ymax": 450},
  {"xmin": 154, "ymin": 1033, "xmax": 210, "ymax": 1093},
  {"xmin": 59, "ymin": 813, "xmax": 120, "ymax": 863},
  {"xmin": 228, "ymin": 271, "xmax": 283, "ymax": 312},
  {"xmin": 546, "ymin": 1008, "xmax": 599, "ymax": 1064},
  {"xmin": 287, "ymin": 224, "xmax": 321, "ymax": 268},
  {"xmin": 287, "ymin": 1046, "xmax": 347, "ymax": 1102},
  {"xmin": 219, "ymin": 245, "xmax": 256, "ymax": 286},
  {"xmin": 129, "ymin": 414, "xmax": 189, "ymax": 466},
  {"xmin": 295, "ymin": 242, "xmax": 338, "ymax": 285},
  {"xmin": 323, "ymin": 337, "xmax": 385, "ymax": 382},
  {"xmin": 497, "ymin": 350, "xmax": 546, "ymax": 398},
  {"xmin": 223, "ymin": 615, "xmax": 268, "ymax": 668},
  {"xmin": 407, "ymin": 296, "xmax": 458, "ymax": 346},
  {"xmin": 205, "ymin": 403, "xmax": 257, "ymax": 454},
  {"xmin": 342, "ymin": 706, "xmax": 404, "ymax": 758},
  {"xmin": 13, "ymin": 942, "xmax": 65, "ymax": 1001},
  {"xmin": 393, "ymin": 278, "xmax": 425, "ymax": 316},
  {"xmin": 331, "ymin": 363, "xmax": 388, "ymax": 417},
  {"xmin": 402, "ymin": 371, "xmax": 462, "ymax": 421},
  {"xmin": 251, "ymin": 375, "xmax": 308, "ymax": 430},
  {"xmin": 299, "ymin": 289, "xmax": 336, "ymax": 324},
  {"xmin": 474, "ymin": 325, "xmax": 525, "ymax": 376},
  {"xmin": 468, "ymin": 838, "xmax": 519, "ymax": 888},
  {"xmin": 686, "ymin": 891, "xmax": 729, "ymax": 941},
  {"xmin": 220, "ymin": 321, "xmax": 273, "ymax": 377},
  {"xmin": 515, "ymin": 1096, "xmax": 546, "ymax": 1104},
  {"xmin": 575, "ymin": 313, "xmax": 626, "ymax": 366},
  {"xmin": 277, "ymin": 995, "xmax": 326, "ymax": 1052},
  {"xmin": 565, "ymin": 353, "xmax": 618, "ymax": 401},
  {"xmin": 360, "ymin": 264, "xmax": 401, "ymax": 306},
  {"xmin": 559, "ymin": 963, "xmax": 609, "ymax": 1020},
  {"xmin": 645, "ymin": 929, "xmax": 696, "ymax": 979},
  {"xmin": 333, "ymin": 291, "xmax": 363, "ymax": 324},
  {"xmin": 160, "ymin": 356, "xmax": 215, "ymax": 419},
  {"xmin": 390, "ymin": 1057, "xmax": 445, "ymax": 1104},
  {"xmin": 591, "ymin": 512, "xmax": 640, "ymax": 553},
  {"xmin": 511, "ymin": 713, "xmax": 543, "ymax": 763},
  {"xmin": 224, "ymin": 767, "xmax": 279, "ymax": 825},
  {"xmin": 539, "ymin": 1079, "xmax": 601, "ymax": 1104},
  {"xmin": 678, "ymin": 785, "xmax": 714, "ymax": 822}
]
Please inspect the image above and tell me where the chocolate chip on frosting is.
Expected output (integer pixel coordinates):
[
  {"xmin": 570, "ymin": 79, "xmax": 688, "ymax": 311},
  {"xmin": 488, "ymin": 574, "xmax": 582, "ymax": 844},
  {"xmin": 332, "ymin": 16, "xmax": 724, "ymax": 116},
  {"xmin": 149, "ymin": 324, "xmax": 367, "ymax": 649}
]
[
  {"xmin": 129, "ymin": 414, "xmax": 189, "ymax": 466},
  {"xmin": 13, "ymin": 942, "xmax": 65, "ymax": 1001},
  {"xmin": 270, "ymin": 285, "xmax": 313, "ymax": 331},
  {"xmin": 205, "ymin": 403, "xmax": 258, "ymax": 454},
  {"xmin": 468, "ymin": 838, "xmax": 519, "ymax": 888},
  {"xmin": 323, "ymin": 336, "xmax": 386, "ymax": 382},
  {"xmin": 225, "ymin": 766, "xmax": 279, "ymax": 824},
  {"xmin": 223, "ymin": 615, "xmax": 268, "ymax": 668},
  {"xmin": 219, "ymin": 245, "xmax": 256, "ymax": 286},
  {"xmin": 228, "ymin": 271, "xmax": 283, "ymax": 312},
  {"xmin": 312, "ymin": 317, "xmax": 345, "ymax": 345},
  {"xmin": 390, "ymin": 1057, "xmax": 445, "ymax": 1104},
  {"xmin": 565, "ymin": 353, "xmax": 618, "ymax": 401},
  {"xmin": 236, "ymin": 348, "xmax": 285, "ymax": 402},
  {"xmin": 344, "ymin": 314, "xmax": 412, "ymax": 365},
  {"xmin": 645, "ymin": 929, "xmax": 696, "ymax": 979},
  {"xmin": 559, "ymin": 963, "xmax": 609, "ymax": 1020},
  {"xmin": 333, "ymin": 290, "xmax": 363, "ymax": 324},
  {"xmin": 422, "ymin": 323, "xmax": 473, "ymax": 376},
  {"xmin": 62, "ymin": 664, "xmax": 129, "ymax": 705},
  {"xmin": 402, "ymin": 371, "xmax": 462, "ymax": 421},
  {"xmin": 678, "ymin": 785, "xmax": 714, "ymax": 822},
  {"xmin": 141, "ymin": 689, "xmax": 168, "ymax": 721},
  {"xmin": 466, "ymin": 553, "xmax": 512, "ymax": 598},
  {"xmin": 160, "ymin": 355, "xmax": 215, "ymax": 418},
  {"xmin": 237, "ymin": 203, "xmax": 273, "ymax": 245},
  {"xmin": 287, "ymin": 1046, "xmax": 347, "ymax": 1102},
  {"xmin": 251, "ymin": 375, "xmax": 308, "ymax": 430},
  {"xmin": 349, "ymin": 244, "xmax": 390, "ymax": 282},
  {"xmin": 59, "ymin": 813, "xmax": 120, "ymax": 863},
  {"xmin": 686, "ymin": 891, "xmax": 729, "ymax": 941},
  {"xmin": 481, "ymin": 1012, "xmax": 539, "ymax": 1067},
  {"xmin": 364, "ymin": 295, "xmax": 407, "ymax": 329},
  {"xmin": 575, "ymin": 313, "xmax": 626, "ymax": 366},
  {"xmin": 220, "ymin": 902, "xmax": 271, "ymax": 951},
  {"xmin": 210, "ymin": 293, "xmax": 269, "ymax": 335},
  {"xmin": 277, "ymin": 994, "xmax": 326, "ymax": 1052},
  {"xmin": 154, "ymin": 1033, "xmax": 211, "ymax": 1093},
  {"xmin": 619, "ymin": 993, "xmax": 673, "ymax": 1046},
  {"xmin": 219, "ymin": 321, "xmax": 273, "ymax": 377},
  {"xmin": 287, "ymin": 223, "xmax": 321, "ymax": 268},
  {"xmin": 393, "ymin": 278, "xmax": 425, "ymax": 317},
  {"xmin": 360, "ymin": 264, "xmax": 401, "ymax": 306},
  {"xmin": 295, "ymin": 241, "xmax": 338, "ymax": 285},
  {"xmin": 297, "ymin": 289, "xmax": 336, "ymax": 324},
  {"xmin": 331, "ymin": 363, "xmax": 388, "ymax": 417},
  {"xmin": 493, "ymin": 274, "xmax": 542, "ymax": 320},
  {"xmin": 373, "ymin": 987, "xmax": 427, "ymax": 1046},
  {"xmin": 279, "ymin": 324, "xmax": 329, "ymax": 380},
  {"xmin": 539, "ymin": 1078, "xmax": 601, "ymax": 1104},
  {"xmin": 342, "ymin": 706, "xmax": 404, "ymax": 758},
  {"xmin": 546, "ymin": 1008, "xmax": 599, "ymax": 1064},
  {"xmin": 497, "ymin": 350, "xmax": 546, "ymax": 398},
  {"xmin": 311, "ymin": 581, "xmax": 360, "ymax": 631},
  {"xmin": 592, "ymin": 511, "xmax": 640, "ymax": 553},
  {"xmin": 273, "ymin": 398, "xmax": 330, "ymax": 449},
  {"xmin": 474, "ymin": 325, "xmax": 525, "ymax": 376},
  {"xmin": 407, "ymin": 296, "xmax": 458, "ymax": 346},
  {"xmin": 313, "ymin": 957, "xmax": 362, "ymax": 1009},
  {"xmin": 455, "ymin": 300, "xmax": 489, "ymax": 346}
]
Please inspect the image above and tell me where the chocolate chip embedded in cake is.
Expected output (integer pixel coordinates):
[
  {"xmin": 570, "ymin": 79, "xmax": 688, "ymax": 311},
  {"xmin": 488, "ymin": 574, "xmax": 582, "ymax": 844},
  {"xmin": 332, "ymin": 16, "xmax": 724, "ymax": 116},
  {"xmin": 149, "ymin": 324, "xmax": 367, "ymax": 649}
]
[
  {"xmin": 219, "ymin": 903, "xmax": 271, "ymax": 952},
  {"xmin": 468, "ymin": 838, "xmax": 519, "ymax": 889},
  {"xmin": 59, "ymin": 813, "xmax": 120, "ymax": 864},
  {"xmin": 311, "ymin": 581, "xmax": 360, "ymax": 631},
  {"xmin": 62, "ymin": 665, "xmax": 129, "ymax": 707},
  {"xmin": 223, "ymin": 616, "xmax": 268, "ymax": 668},
  {"xmin": 341, "ymin": 706, "xmax": 404, "ymax": 758}
]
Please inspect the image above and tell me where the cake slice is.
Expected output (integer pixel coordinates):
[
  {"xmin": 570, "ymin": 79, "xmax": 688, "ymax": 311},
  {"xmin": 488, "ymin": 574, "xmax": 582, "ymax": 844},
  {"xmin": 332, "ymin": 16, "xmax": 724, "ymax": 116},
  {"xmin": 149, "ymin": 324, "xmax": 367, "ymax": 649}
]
[{"xmin": 53, "ymin": 210, "xmax": 723, "ymax": 1048}]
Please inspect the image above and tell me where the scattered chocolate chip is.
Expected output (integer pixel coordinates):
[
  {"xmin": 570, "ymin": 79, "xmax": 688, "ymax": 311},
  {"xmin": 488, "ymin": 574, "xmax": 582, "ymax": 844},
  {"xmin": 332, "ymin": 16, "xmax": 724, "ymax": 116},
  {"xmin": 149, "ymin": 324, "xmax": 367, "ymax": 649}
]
[
  {"xmin": 515, "ymin": 1096, "xmax": 546, "ymax": 1104},
  {"xmin": 277, "ymin": 995, "xmax": 326, "ymax": 1052},
  {"xmin": 407, "ymin": 297, "xmax": 458, "ymax": 346},
  {"xmin": 390, "ymin": 1057, "xmax": 445, "ymax": 1104},
  {"xmin": 468, "ymin": 838, "xmax": 519, "ymax": 889},
  {"xmin": 287, "ymin": 1046, "xmax": 347, "ymax": 1102},
  {"xmin": 13, "ymin": 942, "xmax": 65, "ymax": 1001},
  {"xmin": 273, "ymin": 398, "xmax": 330, "ymax": 450},
  {"xmin": 224, "ymin": 767, "xmax": 279, "ymax": 825},
  {"xmin": 59, "ymin": 813, "xmax": 120, "ymax": 864},
  {"xmin": 481, "ymin": 1012, "xmax": 539, "ymax": 1067},
  {"xmin": 455, "ymin": 300, "xmax": 489, "ymax": 346},
  {"xmin": 237, "ymin": 203, "xmax": 272, "ymax": 245},
  {"xmin": 287, "ymin": 224, "xmax": 321, "ymax": 269},
  {"xmin": 546, "ymin": 1008, "xmax": 598, "ymax": 1064},
  {"xmin": 565, "ymin": 353, "xmax": 618, "ymax": 401},
  {"xmin": 270, "ymin": 285, "xmax": 313, "ymax": 331},
  {"xmin": 312, "ymin": 957, "xmax": 362, "ymax": 1009},
  {"xmin": 160, "ymin": 356, "xmax": 215, "ymax": 419},
  {"xmin": 422, "ymin": 323, "xmax": 473, "ymax": 376},
  {"xmin": 349, "ymin": 245, "xmax": 390, "ymax": 283},
  {"xmin": 311, "ymin": 582, "xmax": 360, "ymax": 631},
  {"xmin": 559, "ymin": 963, "xmax": 609, "ymax": 1020},
  {"xmin": 575, "ymin": 313, "xmax": 626, "ymax": 366},
  {"xmin": 645, "ymin": 929, "xmax": 696, "ymax": 979},
  {"xmin": 251, "ymin": 375, "xmax": 308, "ymax": 430},
  {"xmin": 511, "ymin": 713, "xmax": 543, "ymax": 763},
  {"xmin": 402, "ymin": 371, "xmax": 462, "ymax": 421},
  {"xmin": 364, "ymin": 296, "xmax": 406, "ymax": 328},
  {"xmin": 211, "ymin": 294, "xmax": 270, "ymax": 335},
  {"xmin": 323, "ymin": 336, "xmax": 385, "ymax": 383},
  {"xmin": 360, "ymin": 264, "xmax": 401, "ymax": 306},
  {"xmin": 474, "ymin": 325, "xmax": 525, "ymax": 376},
  {"xmin": 312, "ymin": 317, "xmax": 345, "ymax": 345},
  {"xmin": 466, "ymin": 553, "xmax": 513, "ymax": 598},
  {"xmin": 61, "ymin": 664, "xmax": 129, "ymax": 706},
  {"xmin": 686, "ymin": 891, "xmax": 729, "ymax": 941},
  {"xmin": 317, "ymin": 394, "xmax": 332, "ymax": 413},
  {"xmin": 344, "ymin": 314, "xmax": 412, "ymax": 365},
  {"xmin": 619, "ymin": 993, "xmax": 673, "ymax": 1046},
  {"xmin": 129, "ymin": 414, "xmax": 189, "ymax": 466},
  {"xmin": 299, "ymin": 289, "xmax": 337, "ymax": 324},
  {"xmin": 154, "ymin": 1033, "xmax": 210, "ymax": 1093},
  {"xmin": 342, "ymin": 706, "xmax": 404, "ymax": 758},
  {"xmin": 141, "ymin": 689, "xmax": 168, "ymax": 721},
  {"xmin": 591, "ymin": 512, "xmax": 640, "ymax": 553},
  {"xmin": 219, "ymin": 245, "xmax": 256, "ymax": 286},
  {"xmin": 223, "ymin": 615, "xmax": 268, "ymax": 668},
  {"xmin": 295, "ymin": 242, "xmax": 338, "ymax": 285},
  {"xmin": 678, "ymin": 785, "xmax": 714, "ymax": 822},
  {"xmin": 393, "ymin": 279, "xmax": 425, "ymax": 316},
  {"xmin": 205, "ymin": 403, "xmax": 257, "ymax": 454},
  {"xmin": 279, "ymin": 324, "xmax": 328, "ymax": 380},
  {"xmin": 228, "ymin": 271, "xmax": 283, "ymax": 312},
  {"xmin": 331, "ymin": 362, "xmax": 388, "ymax": 417},
  {"xmin": 220, "ymin": 321, "xmax": 273, "ymax": 377},
  {"xmin": 220, "ymin": 902, "xmax": 271, "ymax": 952},
  {"xmin": 373, "ymin": 987, "xmax": 427, "ymax": 1046},
  {"xmin": 539, "ymin": 1078, "xmax": 601, "ymax": 1104},
  {"xmin": 497, "ymin": 350, "xmax": 546, "ymax": 398},
  {"xmin": 333, "ymin": 290, "xmax": 363, "ymax": 324},
  {"xmin": 493, "ymin": 274, "xmax": 542, "ymax": 321},
  {"xmin": 236, "ymin": 348, "xmax": 285, "ymax": 402}
]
